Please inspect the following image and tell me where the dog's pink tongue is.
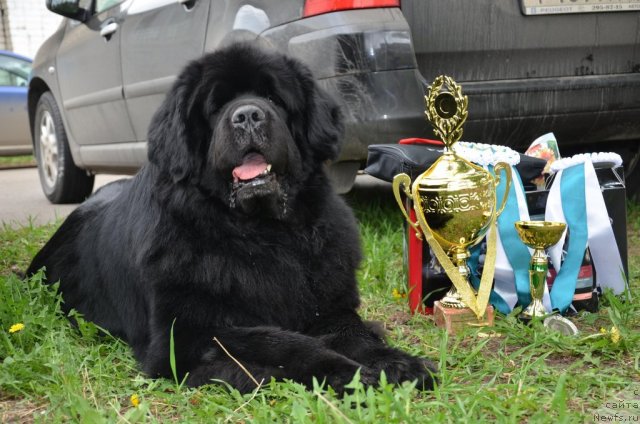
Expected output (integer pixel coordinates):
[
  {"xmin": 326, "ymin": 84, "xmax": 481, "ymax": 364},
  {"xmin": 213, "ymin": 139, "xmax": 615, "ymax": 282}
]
[{"xmin": 232, "ymin": 153, "xmax": 268, "ymax": 181}]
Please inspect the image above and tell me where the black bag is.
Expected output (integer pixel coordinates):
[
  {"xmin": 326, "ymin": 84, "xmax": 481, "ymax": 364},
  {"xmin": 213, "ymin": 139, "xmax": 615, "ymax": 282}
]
[{"xmin": 365, "ymin": 143, "xmax": 547, "ymax": 190}]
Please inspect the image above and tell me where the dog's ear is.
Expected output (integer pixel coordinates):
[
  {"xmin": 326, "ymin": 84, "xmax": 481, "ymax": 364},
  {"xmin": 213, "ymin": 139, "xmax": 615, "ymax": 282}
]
[
  {"xmin": 147, "ymin": 62, "xmax": 209, "ymax": 182},
  {"xmin": 306, "ymin": 85, "xmax": 345, "ymax": 163}
]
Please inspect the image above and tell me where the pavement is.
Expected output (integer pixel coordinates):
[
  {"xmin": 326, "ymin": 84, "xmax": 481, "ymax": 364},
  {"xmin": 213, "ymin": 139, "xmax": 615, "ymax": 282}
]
[
  {"xmin": 0, "ymin": 167, "xmax": 130, "ymax": 228},
  {"xmin": 0, "ymin": 167, "xmax": 394, "ymax": 228}
]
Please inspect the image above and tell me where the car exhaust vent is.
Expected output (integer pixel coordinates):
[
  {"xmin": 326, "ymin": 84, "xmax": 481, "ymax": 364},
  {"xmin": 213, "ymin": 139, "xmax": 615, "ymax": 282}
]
[{"xmin": 303, "ymin": 0, "xmax": 400, "ymax": 17}]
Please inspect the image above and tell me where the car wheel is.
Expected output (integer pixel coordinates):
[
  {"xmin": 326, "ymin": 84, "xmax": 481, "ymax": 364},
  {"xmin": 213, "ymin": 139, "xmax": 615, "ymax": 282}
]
[
  {"xmin": 327, "ymin": 161, "xmax": 359, "ymax": 194},
  {"xmin": 625, "ymin": 148, "xmax": 640, "ymax": 202},
  {"xmin": 34, "ymin": 92, "xmax": 94, "ymax": 204}
]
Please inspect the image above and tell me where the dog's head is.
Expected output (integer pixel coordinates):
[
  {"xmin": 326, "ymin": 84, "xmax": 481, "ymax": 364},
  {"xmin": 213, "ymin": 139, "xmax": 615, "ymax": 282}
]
[{"xmin": 147, "ymin": 43, "xmax": 344, "ymax": 218}]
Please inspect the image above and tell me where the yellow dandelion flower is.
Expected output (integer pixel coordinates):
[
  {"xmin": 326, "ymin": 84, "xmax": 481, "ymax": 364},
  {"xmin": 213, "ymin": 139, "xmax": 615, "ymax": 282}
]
[
  {"xmin": 130, "ymin": 394, "xmax": 140, "ymax": 407},
  {"xmin": 599, "ymin": 327, "xmax": 607, "ymax": 334},
  {"xmin": 391, "ymin": 288, "xmax": 406, "ymax": 299},
  {"xmin": 610, "ymin": 326, "xmax": 621, "ymax": 344},
  {"xmin": 8, "ymin": 323, "xmax": 24, "ymax": 334}
]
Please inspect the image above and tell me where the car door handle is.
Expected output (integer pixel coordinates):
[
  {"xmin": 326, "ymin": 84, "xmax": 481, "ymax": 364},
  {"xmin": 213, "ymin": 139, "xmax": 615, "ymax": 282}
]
[
  {"xmin": 178, "ymin": 0, "xmax": 196, "ymax": 10},
  {"xmin": 100, "ymin": 22, "xmax": 119, "ymax": 38}
]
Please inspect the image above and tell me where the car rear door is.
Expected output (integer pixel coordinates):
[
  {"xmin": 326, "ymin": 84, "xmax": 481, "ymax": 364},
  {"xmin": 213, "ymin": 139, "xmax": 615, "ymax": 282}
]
[
  {"xmin": 55, "ymin": 0, "xmax": 136, "ymax": 146},
  {"xmin": 0, "ymin": 53, "xmax": 31, "ymax": 152},
  {"xmin": 120, "ymin": 0, "xmax": 211, "ymax": 142}
]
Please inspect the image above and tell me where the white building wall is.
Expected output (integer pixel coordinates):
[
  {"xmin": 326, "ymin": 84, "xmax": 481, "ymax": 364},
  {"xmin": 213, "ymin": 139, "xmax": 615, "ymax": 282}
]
[
  {"xmin": 5, "ymin": 0, "xmax": 61, "ymax": 57},
  {"xmin": 0, "ymin": 0, "xmax": 12, "ymax": 51}
]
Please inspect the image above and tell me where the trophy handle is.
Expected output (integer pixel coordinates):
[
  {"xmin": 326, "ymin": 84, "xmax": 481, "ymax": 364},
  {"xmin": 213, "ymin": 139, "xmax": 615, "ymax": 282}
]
[
  {"xmin": 493, "ymin": 162, "xmax": 512, "ymax": 217},
  {"xmin": 392, "ymin": 173, "xmax": 422, "ymax": 240}
]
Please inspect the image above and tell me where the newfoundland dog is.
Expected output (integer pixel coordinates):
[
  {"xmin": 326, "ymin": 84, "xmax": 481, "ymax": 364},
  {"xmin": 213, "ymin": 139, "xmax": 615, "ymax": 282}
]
[{"xmin": 27, "ymin": 43, "xmax": 436, "ymax": 393}]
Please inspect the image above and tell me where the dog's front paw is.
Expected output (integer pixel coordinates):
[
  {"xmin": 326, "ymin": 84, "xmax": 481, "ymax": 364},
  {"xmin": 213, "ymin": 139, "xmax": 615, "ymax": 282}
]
[
  {"xmin": 320, "ymin": 364, "xmax": 378, "ymax": 394},
  {"xmin": 368, "ymin": 349, "xmax": 438, "ymax": 390}
]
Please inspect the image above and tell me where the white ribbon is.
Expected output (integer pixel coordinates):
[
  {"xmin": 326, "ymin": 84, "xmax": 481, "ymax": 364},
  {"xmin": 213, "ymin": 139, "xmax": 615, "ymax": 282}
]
[
  {"xmin": 546, "ymin": 169, "xmax": 567, "ymax": 273},
  {"xmin": 493, "ymin": 229, "xmax": 520, "ymax": 310},
  {"xmin": 584, "ymin": 162, "xmax": 627, "ymax": 294}
]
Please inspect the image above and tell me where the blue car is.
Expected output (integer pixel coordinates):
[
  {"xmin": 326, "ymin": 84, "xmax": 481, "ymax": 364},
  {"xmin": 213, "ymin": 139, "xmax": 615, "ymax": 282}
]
[{"xmin": 0, "ymin": 50, "xmax": 32, "ymax": 156}]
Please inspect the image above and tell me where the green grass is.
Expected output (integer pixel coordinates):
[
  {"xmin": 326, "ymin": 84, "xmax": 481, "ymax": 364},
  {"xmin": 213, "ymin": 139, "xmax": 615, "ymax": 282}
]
[
  {"xmin": 0, "ymin": 155, "xmax": 36, "ymax": 167},
  {"xmin": 1, "ymin": 198, "xmax": 638, "ymax": 423}
]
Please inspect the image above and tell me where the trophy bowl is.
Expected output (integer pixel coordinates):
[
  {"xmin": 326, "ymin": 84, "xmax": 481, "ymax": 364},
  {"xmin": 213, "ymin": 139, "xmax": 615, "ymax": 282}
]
[
  {"xmin": 415, "ymin": 155, "xmax": 496, "ymax": 254},
  {"xmin": 514, "ymin": 221, "xmax": 567, "ymax": 250},
  {"xmin": 514, "ymin": 220, "xmax": 567, "ymax": 319}
]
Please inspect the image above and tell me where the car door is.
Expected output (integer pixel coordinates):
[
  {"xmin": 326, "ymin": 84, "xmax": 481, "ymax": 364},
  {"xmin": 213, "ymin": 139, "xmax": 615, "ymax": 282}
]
[
  {"xmin": 55, "ymin": 0, "xmax": 136, "ymax": 146},
  {"xmin": 120, "ymin": 0, "xmax": 211, "ymax": 141},
  {"xmin": 0, "ymin": 52, "xmax": 31, "ymax": 153}
]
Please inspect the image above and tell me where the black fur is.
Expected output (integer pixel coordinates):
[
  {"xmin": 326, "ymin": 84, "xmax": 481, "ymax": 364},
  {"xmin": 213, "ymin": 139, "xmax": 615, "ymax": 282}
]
[{"xmin": 27, "ymin": 43, "xmax": 436, "ymax": 393}]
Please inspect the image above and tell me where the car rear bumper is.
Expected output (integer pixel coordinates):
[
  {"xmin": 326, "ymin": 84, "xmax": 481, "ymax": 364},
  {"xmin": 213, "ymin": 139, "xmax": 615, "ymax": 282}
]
[
  {"xmin": 262, "ymin": 8, "xmax": 426, "ymax": 162},
  {"xmin": 457, "ymin": 73, "xmax": 640, "ymax": 149},
  {"xmin": 263, "ymin": 7, "xmax": 640, "ymax": 163}
]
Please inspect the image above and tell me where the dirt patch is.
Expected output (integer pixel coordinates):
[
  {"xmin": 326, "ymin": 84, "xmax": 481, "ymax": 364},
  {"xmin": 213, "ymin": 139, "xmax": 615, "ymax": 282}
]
[{"xmin": 0, "ymin": 397, "xmax": 46, "ymax": 424}]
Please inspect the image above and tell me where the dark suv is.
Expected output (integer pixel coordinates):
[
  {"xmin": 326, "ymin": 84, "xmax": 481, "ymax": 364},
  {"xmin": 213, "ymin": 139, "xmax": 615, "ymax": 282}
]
[{"xmin": 30, "ymin": 0, "xmax": 640, "ymax": 203}]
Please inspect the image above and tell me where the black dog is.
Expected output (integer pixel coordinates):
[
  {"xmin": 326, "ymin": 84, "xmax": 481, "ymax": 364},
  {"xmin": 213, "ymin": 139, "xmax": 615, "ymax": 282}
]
[{"xmin": 28, "ymin": 43, "xmax": 436, "ymax": 393}]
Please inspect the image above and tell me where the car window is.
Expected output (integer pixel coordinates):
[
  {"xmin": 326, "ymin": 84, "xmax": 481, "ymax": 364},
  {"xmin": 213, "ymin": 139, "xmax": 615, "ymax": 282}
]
[
  {"xmin": 0, "ymin": 54, "xmax": 31, "ymax": 87},
  {"xmin": 95, "ymin": 0, "xmax": 124, "ymax": 13}
]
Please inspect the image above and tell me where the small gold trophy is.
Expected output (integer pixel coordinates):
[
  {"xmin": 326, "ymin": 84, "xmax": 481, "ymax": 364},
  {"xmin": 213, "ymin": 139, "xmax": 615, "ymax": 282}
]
[
  {"xmin": 392, "ymin": 76, "xmax": 512, "ymax": 334},
  {"xmin": 514, "ymin": 221, "xmax": 567, "ymax": 320}
]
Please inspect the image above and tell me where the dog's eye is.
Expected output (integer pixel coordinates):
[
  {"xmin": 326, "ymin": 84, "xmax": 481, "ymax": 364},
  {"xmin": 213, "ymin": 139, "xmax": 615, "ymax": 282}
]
[{"xmin": 266, "ymin": 95, "xmax": 284, "ymax": 108}]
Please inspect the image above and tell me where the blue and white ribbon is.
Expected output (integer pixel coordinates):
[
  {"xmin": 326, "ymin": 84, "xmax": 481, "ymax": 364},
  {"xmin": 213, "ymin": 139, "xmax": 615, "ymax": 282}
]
[
  {"xmin": 491, "ymin": 166, "xmax": 553, "ymax": 314},
  {"xmin": 545, "ymin": 153, "xmax": 628, "ymax": 312},
  {"xmin": 458, "ymin": 143, "xmax": 554, "ymax": 314},
  {"xmin": 467, "ymin": 166, "xmax": 524, "ymax": 314}
]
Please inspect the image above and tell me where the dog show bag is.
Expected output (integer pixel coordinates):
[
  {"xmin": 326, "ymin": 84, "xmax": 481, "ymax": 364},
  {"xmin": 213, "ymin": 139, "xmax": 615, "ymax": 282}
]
[{"xmin": 365, "ymin": 142, "xmax": 546, "ymax": 190}]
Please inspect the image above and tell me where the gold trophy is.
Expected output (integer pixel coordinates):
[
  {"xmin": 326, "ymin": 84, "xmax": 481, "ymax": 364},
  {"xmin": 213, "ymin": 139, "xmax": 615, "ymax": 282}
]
[
  {"xmin": 392, "ymin": 75, "xmax": 511, "ymax": 334},
  {"xmin": 514, "ymin": 221, "xmax": 567, "ymax": 320}
]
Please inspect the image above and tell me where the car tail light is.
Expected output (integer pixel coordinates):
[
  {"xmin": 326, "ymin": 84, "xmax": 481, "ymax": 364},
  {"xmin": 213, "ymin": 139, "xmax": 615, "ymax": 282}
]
[{"xmin": 303, "ymin": 0, "xmax": 400, "ymax": 17}]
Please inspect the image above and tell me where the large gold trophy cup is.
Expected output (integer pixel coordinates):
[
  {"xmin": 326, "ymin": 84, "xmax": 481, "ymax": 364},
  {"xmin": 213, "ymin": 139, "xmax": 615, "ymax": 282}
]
[{"xmin": 393, "ymin": 76, "xmax": 511, "ymax": 334}]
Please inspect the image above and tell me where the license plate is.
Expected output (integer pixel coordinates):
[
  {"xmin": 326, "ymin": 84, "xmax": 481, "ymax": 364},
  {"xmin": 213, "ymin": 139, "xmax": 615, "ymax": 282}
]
[{"xmin": 521, "ymin": 0, "xmax": 640, "ymax": 15}]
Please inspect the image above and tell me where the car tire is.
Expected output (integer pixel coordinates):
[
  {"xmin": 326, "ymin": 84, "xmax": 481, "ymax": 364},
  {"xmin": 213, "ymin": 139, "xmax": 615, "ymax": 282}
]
[
  {"xmin": 626, "ymin": 154, "xmax": 640, "ymax": 202},
  {"xmin": 327, "ymin": 161, "xmax": 359, "ymax": 194},
  {"xmin": 34, "ymin": 91, "xmax": 94, "ymax": 204}
]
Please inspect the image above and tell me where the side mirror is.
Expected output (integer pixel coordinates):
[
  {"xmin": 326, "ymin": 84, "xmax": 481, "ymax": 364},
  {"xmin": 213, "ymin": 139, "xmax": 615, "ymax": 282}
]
[{"xmin": 46, "ymin": 0, "xmax": 90, "ymax": 22}]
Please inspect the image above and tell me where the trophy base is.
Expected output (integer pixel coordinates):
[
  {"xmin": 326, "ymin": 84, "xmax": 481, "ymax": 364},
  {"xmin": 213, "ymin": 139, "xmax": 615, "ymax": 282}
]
[
  {"xmin": 438, "ymin": 295, "xmax": 467, "ymax": 309},
  {"xmin": 518, "ymin": 311, "xmax": 548, "ymax": 324},
  {"xmin": 434, "ymin": 301, "xmax": 494, "ymax": 335},
  {"xmin": 518, "ymin": 299, "xmax": 549, "ymax": 323}
]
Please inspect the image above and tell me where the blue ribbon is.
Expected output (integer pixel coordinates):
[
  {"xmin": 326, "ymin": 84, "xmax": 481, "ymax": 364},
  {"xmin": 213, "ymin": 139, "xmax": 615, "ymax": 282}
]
[
  {"xmin": 550, "ymin": 165, "xmax": 588, "ymax": 313},
  {"xmin": 468, "ymin": 166, "xmax": 529, "ymax": 315},
  {"xmin": 495, "ymin": 168, "xmax": 532, "ymax": 309}
]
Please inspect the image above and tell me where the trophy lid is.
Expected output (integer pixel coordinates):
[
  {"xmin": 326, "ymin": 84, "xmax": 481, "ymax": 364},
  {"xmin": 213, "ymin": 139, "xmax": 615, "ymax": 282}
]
[
  {"xmin": 416, "ymin": 76, "xmax": 489, "ymax": 190},
  {"xmin": 424, "ymin": 75, "xmax": 468, "ymax": 153},
  {"xmin": 414, "ymin": 148, "xmax": 490, "ymax": 189}
]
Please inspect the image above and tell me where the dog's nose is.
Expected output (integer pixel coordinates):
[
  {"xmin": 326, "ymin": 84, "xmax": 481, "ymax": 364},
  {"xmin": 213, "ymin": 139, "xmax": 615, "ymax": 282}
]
[{"xmin": 231, "ymin": 105, "xmax": 266, "ymax": 129}]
